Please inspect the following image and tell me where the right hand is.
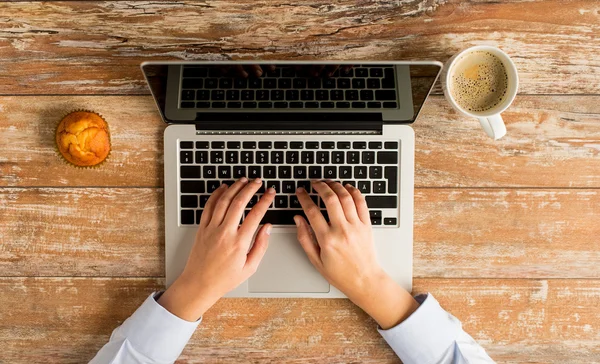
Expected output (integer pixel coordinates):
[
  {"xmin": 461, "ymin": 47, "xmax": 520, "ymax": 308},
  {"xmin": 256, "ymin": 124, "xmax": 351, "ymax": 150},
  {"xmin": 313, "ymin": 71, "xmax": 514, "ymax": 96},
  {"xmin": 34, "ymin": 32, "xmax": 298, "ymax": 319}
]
[{"xmin": 294, "ymin": 181, "xmax": 419, "ymax": 329}]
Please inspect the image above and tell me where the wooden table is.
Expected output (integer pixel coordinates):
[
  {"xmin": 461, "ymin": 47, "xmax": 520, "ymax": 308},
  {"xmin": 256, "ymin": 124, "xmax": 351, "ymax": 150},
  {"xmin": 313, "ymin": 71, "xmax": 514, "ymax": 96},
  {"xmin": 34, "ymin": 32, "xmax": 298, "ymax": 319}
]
[{"xmin": 1, "ymin": 1, "xmax": 599, "ymax": 363}]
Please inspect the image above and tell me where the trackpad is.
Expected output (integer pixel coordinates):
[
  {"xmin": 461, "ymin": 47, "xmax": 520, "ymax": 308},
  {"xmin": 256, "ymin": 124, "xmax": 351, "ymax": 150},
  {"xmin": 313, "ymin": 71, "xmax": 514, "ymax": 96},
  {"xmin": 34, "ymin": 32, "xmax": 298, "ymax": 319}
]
[{"xmin": 249, "ymin": 232, "xmax": 330, "ymax": 293}]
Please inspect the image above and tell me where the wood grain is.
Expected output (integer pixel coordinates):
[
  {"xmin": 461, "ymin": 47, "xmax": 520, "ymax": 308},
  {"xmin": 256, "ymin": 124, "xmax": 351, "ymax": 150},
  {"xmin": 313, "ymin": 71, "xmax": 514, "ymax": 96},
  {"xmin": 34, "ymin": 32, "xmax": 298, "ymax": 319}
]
[
  {"xmin": 1, "ymin": 95, "xmax": 599, "ymax": 188},
  {"xmin": 2, "ymin": 187, "xmax": 598, "ymax": 278},
  {"xmin": 0, "ymin": 277, "xmax": 598, "ymax": 363},
  {"xmin": 0, "ymin": 1, "xmax": 599, "ymax": 95}
]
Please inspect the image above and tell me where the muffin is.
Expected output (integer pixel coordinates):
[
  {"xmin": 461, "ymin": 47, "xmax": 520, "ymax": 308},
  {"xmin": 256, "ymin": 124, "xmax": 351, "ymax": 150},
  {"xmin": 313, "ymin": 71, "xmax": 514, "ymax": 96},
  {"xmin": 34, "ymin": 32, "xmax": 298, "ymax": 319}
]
[{"xmin": 55, "ymin": 110, "xmax": 111, "ymax": 167}]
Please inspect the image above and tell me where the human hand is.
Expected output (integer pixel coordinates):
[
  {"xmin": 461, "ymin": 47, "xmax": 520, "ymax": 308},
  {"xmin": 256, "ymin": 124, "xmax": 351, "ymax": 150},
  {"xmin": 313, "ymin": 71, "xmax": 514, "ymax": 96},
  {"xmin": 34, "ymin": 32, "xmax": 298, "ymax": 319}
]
[
  {"xmin": 159, "ymin": 178, "xmax": 275, "ymax": 321},
  {"xmin": 294, "ymin": 181, "xmax": 418, "ymax": 329}
]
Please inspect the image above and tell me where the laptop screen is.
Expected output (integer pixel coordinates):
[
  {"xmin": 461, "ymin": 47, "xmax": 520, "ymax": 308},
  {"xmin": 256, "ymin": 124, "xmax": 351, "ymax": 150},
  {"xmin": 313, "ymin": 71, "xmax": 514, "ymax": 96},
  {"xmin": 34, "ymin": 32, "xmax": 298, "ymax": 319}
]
[{"xmin": 141, "ymin": 62, "xmax": 441, "ymax": 126}]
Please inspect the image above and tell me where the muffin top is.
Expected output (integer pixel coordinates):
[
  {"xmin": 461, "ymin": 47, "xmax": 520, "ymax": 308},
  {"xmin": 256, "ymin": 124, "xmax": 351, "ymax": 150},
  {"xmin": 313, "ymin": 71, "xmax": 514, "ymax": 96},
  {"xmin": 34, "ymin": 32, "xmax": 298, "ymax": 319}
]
[{"xmin": 56, "ymin": 111, "xmax": 111, "ymax": 167}]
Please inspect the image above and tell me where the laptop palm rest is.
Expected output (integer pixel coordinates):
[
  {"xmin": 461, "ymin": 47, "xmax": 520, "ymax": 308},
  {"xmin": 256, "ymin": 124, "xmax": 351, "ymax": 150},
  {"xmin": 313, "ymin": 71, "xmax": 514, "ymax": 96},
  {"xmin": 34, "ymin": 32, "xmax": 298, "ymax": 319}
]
[{"xmin": 249, "ymin": 231, "xmax": 330, "ymax": 293}]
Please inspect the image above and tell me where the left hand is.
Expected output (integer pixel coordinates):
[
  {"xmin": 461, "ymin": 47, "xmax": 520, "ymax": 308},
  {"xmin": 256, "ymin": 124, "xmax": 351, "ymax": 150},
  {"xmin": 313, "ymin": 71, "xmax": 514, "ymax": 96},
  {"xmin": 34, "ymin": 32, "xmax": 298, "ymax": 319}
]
[{"xmin": 158, "ymin": 178, "xmax": 275, "ymax": 321}]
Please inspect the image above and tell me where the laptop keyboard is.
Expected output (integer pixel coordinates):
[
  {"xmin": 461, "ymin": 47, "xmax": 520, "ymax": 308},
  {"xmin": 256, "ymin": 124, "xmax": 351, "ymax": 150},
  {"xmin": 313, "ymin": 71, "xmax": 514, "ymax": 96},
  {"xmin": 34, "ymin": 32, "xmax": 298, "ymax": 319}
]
[
  {"xmin": 179, "ymin": 140, "xmax": 400, "ymax": 226},
  {"xmin": 179, "ymin": 65, "xmax": 398, "ymax": 110}
]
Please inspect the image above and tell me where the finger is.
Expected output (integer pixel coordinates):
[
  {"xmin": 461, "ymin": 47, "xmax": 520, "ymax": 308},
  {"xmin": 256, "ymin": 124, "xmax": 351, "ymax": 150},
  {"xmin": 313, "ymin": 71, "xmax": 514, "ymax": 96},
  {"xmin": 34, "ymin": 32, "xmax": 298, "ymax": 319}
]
[
  {"xmin": 311, "ymin": 181, "xmax": 346, "ymax": 225},
  {"xmin": 295, "ymin": 186, "xmax": 329, "ymax": 232},
  {"xmin": 327, "ymin": 181, "xmax": 360, "ymax": 223},
  {"xmin": 243, "ymin": 223, "xmax": 272, "ymax": 276},
  {"xmin": 341, "ymin": 65, "xmax": 354, "ymax": 74},
  {"xmin": 232, "ymin": 65, "xmax": 248, "ymax": 78},
  {"xmin": 324, "ymin": 65, "xmax": 340, "ymax": 77},
  {"xmin": 209, "ymin": 178, "xmax": 250, "ymax": 226},
  {"xmin": 346, "ymin": 183, "xmax": 370, "ymax": 224},
  {"xmin": 239, "ymin": 186, "xmax": 276, "ymax": 240},
  {"xmin": 244, "ymin": 65, "xmax": 263, "ymax": 77},
  {"xmin": 222, "ymin": 178, "xmax": 267, "ymax": 228},
  {"xmin": 200, "ymin": 183, "xmax": 228, "ymax": 227},
  {"xmin": 294, "ymin": 216, "xmax": 322, "ymax": 269}
]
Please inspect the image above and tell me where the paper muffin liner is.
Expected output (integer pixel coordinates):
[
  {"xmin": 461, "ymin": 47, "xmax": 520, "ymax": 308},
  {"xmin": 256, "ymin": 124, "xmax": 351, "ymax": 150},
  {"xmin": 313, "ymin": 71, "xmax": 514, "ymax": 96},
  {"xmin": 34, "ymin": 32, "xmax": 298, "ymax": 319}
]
[{"xmin": 55, "ymin": 109, "xmax": 112, "ymax": 169}]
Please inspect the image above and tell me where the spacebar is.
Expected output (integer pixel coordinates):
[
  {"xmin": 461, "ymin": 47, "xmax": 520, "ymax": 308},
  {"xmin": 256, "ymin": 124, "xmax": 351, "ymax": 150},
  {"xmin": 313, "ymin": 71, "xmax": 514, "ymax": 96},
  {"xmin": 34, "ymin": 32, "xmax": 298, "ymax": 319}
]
[
  {"xmin": 365, "ymin": 196, "xmax": 398, "ymax": 208},
  {"xmin": 246, "ymin": 210, "xmax": 306, "ymax": 225}
]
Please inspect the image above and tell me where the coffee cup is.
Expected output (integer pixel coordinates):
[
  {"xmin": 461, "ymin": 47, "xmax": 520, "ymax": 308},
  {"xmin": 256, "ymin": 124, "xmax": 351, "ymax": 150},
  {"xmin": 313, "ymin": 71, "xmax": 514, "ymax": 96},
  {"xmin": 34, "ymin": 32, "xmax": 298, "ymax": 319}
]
[{"xmin": 441, "ymin": 46, "xmax": 519, "ymax": 140}]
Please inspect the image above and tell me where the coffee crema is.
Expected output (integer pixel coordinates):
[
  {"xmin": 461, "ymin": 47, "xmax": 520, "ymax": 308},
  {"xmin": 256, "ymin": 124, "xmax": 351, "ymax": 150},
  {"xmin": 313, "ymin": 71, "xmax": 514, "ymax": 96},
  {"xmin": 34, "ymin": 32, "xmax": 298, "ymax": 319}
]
[{"xmin": 450, "ymin": 51, "xmax": 508, "ymax": 113}]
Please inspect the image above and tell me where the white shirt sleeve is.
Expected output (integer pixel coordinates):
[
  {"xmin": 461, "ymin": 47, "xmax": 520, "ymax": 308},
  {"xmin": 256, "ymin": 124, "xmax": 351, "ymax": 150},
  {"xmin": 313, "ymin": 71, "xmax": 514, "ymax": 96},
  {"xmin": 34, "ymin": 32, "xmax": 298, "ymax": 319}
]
[
  {"xmin": 89, "ymin": 292, "xmax": 200, "ymax": 364},
  {"xmin": 378, "ymin": 294, "xmax": 495, "ymax": 364}
]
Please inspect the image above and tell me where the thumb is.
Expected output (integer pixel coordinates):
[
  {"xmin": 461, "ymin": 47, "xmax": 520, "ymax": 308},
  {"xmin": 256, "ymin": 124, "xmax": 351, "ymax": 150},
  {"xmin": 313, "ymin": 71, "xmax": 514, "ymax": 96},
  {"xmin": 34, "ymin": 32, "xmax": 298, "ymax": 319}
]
[
  {"xmin": 244, "ymin": 224, "xmax": 272, "ymax": 275},
  {"xmin": 294, "ymin": 216, "xmax": 322, "ymax": 269}
]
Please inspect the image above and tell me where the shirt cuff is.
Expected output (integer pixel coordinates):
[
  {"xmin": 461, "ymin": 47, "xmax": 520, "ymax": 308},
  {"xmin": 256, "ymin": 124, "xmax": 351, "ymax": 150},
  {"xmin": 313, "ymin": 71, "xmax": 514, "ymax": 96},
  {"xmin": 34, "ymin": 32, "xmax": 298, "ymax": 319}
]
[
  {"xmin": 377, "ymin": 293, "xmax": 461, "ymax": 364},
  {"xmin": 113, "ymin": 292, "xmax": 201, "ymax": 363}
]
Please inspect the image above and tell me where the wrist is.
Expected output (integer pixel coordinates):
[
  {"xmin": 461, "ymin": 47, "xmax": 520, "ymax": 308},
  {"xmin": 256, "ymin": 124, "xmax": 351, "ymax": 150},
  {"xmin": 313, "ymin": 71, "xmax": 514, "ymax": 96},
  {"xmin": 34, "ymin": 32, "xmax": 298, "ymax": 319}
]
[{"xmin": 158, "ymin": 274, "xmax": 221, "ymax": 321}]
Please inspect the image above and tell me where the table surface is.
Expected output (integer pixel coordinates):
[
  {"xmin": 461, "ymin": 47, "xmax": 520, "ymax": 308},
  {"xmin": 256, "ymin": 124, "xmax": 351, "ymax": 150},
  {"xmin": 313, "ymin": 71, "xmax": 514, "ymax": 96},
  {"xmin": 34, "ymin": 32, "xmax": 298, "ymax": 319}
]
[{"xmin": 1, "ymin": 1, "xmax": 599, "ymax": 363}]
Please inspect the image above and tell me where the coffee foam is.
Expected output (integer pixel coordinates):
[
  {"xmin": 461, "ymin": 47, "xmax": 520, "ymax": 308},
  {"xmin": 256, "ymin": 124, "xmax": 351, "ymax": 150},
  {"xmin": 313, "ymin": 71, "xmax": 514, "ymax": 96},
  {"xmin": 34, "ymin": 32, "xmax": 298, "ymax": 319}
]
[{"xmin": 451, "ymin": 51, "xmax": 508, "ymax": 113}]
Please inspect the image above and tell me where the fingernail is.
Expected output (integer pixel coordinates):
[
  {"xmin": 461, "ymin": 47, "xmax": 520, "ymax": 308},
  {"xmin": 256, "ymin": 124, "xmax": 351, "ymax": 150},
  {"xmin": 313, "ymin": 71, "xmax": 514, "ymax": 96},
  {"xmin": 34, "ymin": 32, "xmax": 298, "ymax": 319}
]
[
  {"xmin": 266, "ymin": 224, "xmax": 272, "ymax": 235},
  {"xmin": 240, "ymin": 177, "xmax": 248, "ymax": 183},
  {"xmin": 255, "ymin": 70, "xmax": 262, "ymax": 77},
  {"xmin": 220, "ymin": 183, "xmax": 228, "ymax": 189},
  {"xmin": 267, "ymin": 187, "xmax": 275, "ymax": 194},
  {"xmin": 241, "ymin": 71, "xmax": 249, "ymax": 78},
  {"xmin": 297, "ymin": 187, "xmax": 305, "ymax": 193},
  {"xmin": 254, "ymin": 177, "xmax": 262, "ymax": 184},
  {"xmin": 293, "ymin": 216, "xmax": 300, "ymax": 226},
  {"xmin": 345, "ymin": 183, "xmax": 353, "ymax": 188}
]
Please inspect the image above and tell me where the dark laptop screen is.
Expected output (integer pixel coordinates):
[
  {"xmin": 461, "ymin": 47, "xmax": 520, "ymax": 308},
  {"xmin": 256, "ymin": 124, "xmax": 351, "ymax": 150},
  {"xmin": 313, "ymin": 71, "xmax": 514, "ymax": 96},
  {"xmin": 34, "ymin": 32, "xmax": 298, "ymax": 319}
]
[{"xmin": 141, "ymin": 62, "xmax": 441, "ymax": 126}]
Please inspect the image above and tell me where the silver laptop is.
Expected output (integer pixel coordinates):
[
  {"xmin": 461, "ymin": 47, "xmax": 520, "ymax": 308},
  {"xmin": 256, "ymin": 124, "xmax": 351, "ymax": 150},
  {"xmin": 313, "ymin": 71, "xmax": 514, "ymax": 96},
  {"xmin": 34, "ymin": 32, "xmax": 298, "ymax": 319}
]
[{"xmin": 141, "ymin": 61, "xmax": 442, "ymax": 298}]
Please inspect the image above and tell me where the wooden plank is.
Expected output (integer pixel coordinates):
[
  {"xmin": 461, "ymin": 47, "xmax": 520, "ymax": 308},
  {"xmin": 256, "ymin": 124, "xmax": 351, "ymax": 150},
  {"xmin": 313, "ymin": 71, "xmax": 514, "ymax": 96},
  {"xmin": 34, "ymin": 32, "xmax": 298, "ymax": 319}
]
[
  {"xmin": 0, "ymin": 277, "xmax": 598, "ymax": 363},
  {"xmin": 2, "ymin": 188, "xmax": 598, "ymax": 278},
  {"xmin": 0, "ymin": 1, "xmax": 598, "ymax": 95},
  {"xmin": 1, "ymin": 95, "xmax": 599, "ymax": 188}
]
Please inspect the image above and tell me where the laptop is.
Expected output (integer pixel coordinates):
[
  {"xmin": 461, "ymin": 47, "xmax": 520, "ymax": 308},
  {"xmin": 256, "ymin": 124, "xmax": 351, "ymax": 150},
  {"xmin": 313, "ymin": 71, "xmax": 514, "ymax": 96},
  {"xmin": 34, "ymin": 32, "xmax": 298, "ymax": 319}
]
[{"xmin": 141, "ymin": 61, "xmax": 442, "ymax": 297}]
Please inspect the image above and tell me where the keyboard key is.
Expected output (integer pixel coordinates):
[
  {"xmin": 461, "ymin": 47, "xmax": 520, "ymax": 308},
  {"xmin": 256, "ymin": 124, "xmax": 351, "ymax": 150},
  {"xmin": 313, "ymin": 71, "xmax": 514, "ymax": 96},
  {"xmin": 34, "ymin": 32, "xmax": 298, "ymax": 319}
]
[
  {"xmin": 181, "ymin": 180, "xmax": 205, "ymax": 193},
  {"xmin": 274, "ymin": 141, "xmax": 288, "ymax": 149},
  {"xmin": 282, "ymin": 181, "xmax": 295, "ymax": 193},
  {"xmin": 347, "ymin": 151, "xmax": 360, "ymax": 164},
  {"xmin": 181, "ymin": 195, "xmax": 198, "ymax": 208},
  {"xmin": 383, "ymin": 102, "xmax": 398, "ymax": 108},
  {"xmin": 234, "ymin": 78, "xmax": 248, "ymax": 88},
  {"xmin": 249, "ymin": 78, "xmax": 262, "ymax": 88},
  {"xmin": 321, "ymin": 102, "xmax": 335, "ymax": 108},
  {"xmin": 355, "ymin": 68, "xmax": 368, "ymax": 77},
  {"xmin": 370, "ymin": 217, "xmax": 382, "ymax": 226},
  {"xmin": 181, "ymin": 210, "xmax": 195, "ymax": 225},
  {"xmin": 196, "ymin": 210, "xmax": 203, "ymax": 224},
  {"xmin": 207, "ymin": 180, "xmax": 220, "ymax": 192},
  {"xmin": 337, "ymin": 78, "xmax": 351, "ymax": 88},
  {"xmin": 259, "ymin": 141, "xmax": 272, "ymax": 149},
  {"xmin": 367, "ymin": 79, "xmax": 380, "ymax": 88},
  {"xmin": 367, "ymin": 102, "xmax": 382, "ymax": 108},
  {"xmin": 226, "ymin": 90, "xmax": 240, "ymax": 100},
  {"xmin": 343, "ymin": 180, "xmax": 356, "ymax": 188},
  {"xmin": 332, "ymin": 151, "xmax": 345, "ymax": 164},
  {"xmin": 241, "ymin": 90, "xmax": 254, "ymax": 100},
  {"xmin": 271, "ymin": 90, "xmax": 284, "ymax": 100},
  {"xmin": 297, "ymin": 180, "xmax": 310, "ymax": 192},
  {"xmin": 205, "ymin": 78, "xmax": 218, "ymax": 88},
  {"xmin": 203, "ymin": 166, "xmax": 216, "ymax": 179},
  {"xmin": 256, "ymin": 90, "xmax": 269, "ymax": 101},
  {"xmin": 241, "ymin": 151, "xmax": 254, "ymax": 164},
  {"xmin": 324, "ymin": 166, "xmax": 337, "ymax": 178},
  {"xmin": 181, "ymin": 90, "xmax": 195, "ymax": 100},
  {"xmin": 226, "ymin": 151, "xmax": 238, "ymax": 164},
  {"xmin": 366, "ymin": 195, "xmax": 397, "ymax": 208},
  {"xmin": 316, "ymin": 90, "xmax": 329, "ymax": 100},
  {"xmin": 294, "ymin": 166, "xmax": 307, "ymax": 178},
  {"xmin": 370, "ymin": 68, "xmax": 383, "ymax": 77},
  {"xmin": 330, "ymin": 90, "xmax": 344, "ymax": 100},
  {"xmin": 375, "ymin": 90, "xmax": 397, "ymax": 101},
  {"xmin": 264, "ymin": 166, "xmax": 277, "ymax": 179},
  {"xmin": 212, "ymin": 101, "xmax": 226, "ymax": 108},
  {"xmin": 278, "ymin": 166, "xmax": 292, "ymax": 179},
  {"xmin": 274, "ymin": 102, "xmax": 288, "ymax": 108},
  {"xmin": 301, "ymin": 90, "xmax": 314, "ymax": 100},
  {"xmin": 384, "ymin": 217, "xmax": 397, "ymax": 225},
  {"xmin": 228, "ymin": 102, "xmax": 242, "ymax": 108},
  {"xmin": 243, "ymin": 101, "xmax": 257, "ymax": 108},
  {"xmin": 180, "ymin": 151, "xmax": 193, "ymax": 164},
  {"xmin": 200, "ymin": 195, "xmax": 210, "ymax": 208},
  {"xmin": 183, "ymin": 68, "xmax": 207, "ymax": 77},
  {"xmin": 196, "ymin": 141, "xmax": 209, "ymax": 149},
  {"xmin": 218, "ymin": 166, "xmax": 231, "ymax": 178},
  {"xmin": 195, "ymin": 101, "xmax": 210, "ymax": 108},
  {"xmin": 362, "ymin": 151, "xmax": 375, "ymax": 164},
  {"xmin": 290, "ymin": 196, "xmax": 302, "ymax": 208},
  {"xmin": 308, "ymin": 78, "xmax": 321, "ymax": 88},
  {"xmin": 279, "ymin": 78, "xmax": 292, "ymax": 88},
  {"xmin": 345, "ymin": 90, "xmax": 359, "ymax": 101},
  {"xmin": 306, "ymin": 142, "xmax": 319, "ymax": 149},
  {"xmin": 354, "ymin": 166, "xmax": 367, "ymax": 178},
  {"xmin": 373, "ymin": 181, "xmax": 386, "ymax": 194},
  {"xmin": 305, "ymin": 102, "xmax": 319, "ymax": 108},
  {"xmin": 227, "ymin": 141, "xmax": 241, "ymax": 149},
  {"xmin": 266, "ymin": 68, "xmax": 280, "ymax": 77},
  {"xmin": 286, "ymin": 151, "xmax": 299, "ymax": 164},
  {"xmin": 223, "ymin": 180, "xmax": 235, "ymax": 187},
  {"xmin": 264, "ymin": 78, "xmax": 277, "ymax": 88},
  {"xmin": 180, "ymin": 141, "xmax": 193, "ymax": 149},
  {"xmin": 182, "ymin": 79, "xmax": 202, "ymax": 89},
  {"xmin": 290, "ymin": 102, "xmax": 303, "ymax": 108},
  {"xmin": 212, "ymin": 141, "xmax": 225, "ymax": 149},
  {"xmin": 309, "ymin": 166, "xmax": 322, "ymax": 179},
  {"xmin": 321, "ymin": 142, "xmax": 335, "ymax": 149},
  {"xmin": 248, "ymin": 166, "xmax": 261, "ymax": 178},
  {"xmin": 233, "ymin": 166, "xmax": 246, "ymax": 178},
  {"xmin": 256, "ymin": 210, "xmax": 308, "ymax": 225},
  {"xmin": 271, "ymin": 151, "xmax": 284, "ymax": 164},
  {"xmin": 352, "ymin": 79, "xmax": 366, "ymax": 89},
  {"xmin": 369, "ymin": 210, "xmax": 382, "ymax": 218},
  {"xmin": 290, "ymin": 142, "xmax": 303, "ymax": 149},
  {"xmin": 353, "ymin": 141, "xmax": 367, "ymax": 149},
  {"xmin": 352, "ymin": 102, "xmax": 366, "ymax": 108},
  {"xmin": 181, "ymin": 166, "xmax": 200, "ymax": 178},
  {"xmin": 323, "ymin": 78, "xmax": 336, "ymax": 88},
  {"xmin": 196, "ymin": 90, "xmax": 210, "ymax": 100},
  {"xmin": 301, "ymin": 151, "xmax": 314, "ymax": 164},
  {"xmin": 211, "ymin": 90, "xmax": 225, "ymax": 100},
  {"xmin": 293, "ymin": 78, "xmax": 307, "ymax": 88},
  {"xmin": 337, "ymin": 142, "xmax": 351, "ymax": 149},
  {"xmin": 385, "ymin": 141, "xmax": 399, "ymax": 149},
  {"xmin": 369, "ymin": 166, "xmax": 382, "ymax": 179},
  {"xmin": 385, "ymin": 166, "xmax": 398, "ymax": 194},
  {"xmin": 242, "ymin": 141, "xmax": 256, "ymax": 149},
  {"xmin": 339, "ymin": 166, "xmax": 352, "ymax": 179},
  {"xmin": 377, "ymin": 151, "xmax": 398, "ymax": 164},
  {"xmin": 316, "ymin": 151, "xmax": 329, "ymax": 164},
  {"xmin": 282, "ymin": 68, "xmax": 295, "ymax": 77},
  {"xmin": 181, "ymin": 102, "xmax": 195, "ymax": 108},
  {"xmin": 337, "ymin": 102, "xmax": 350, "ymax": 108},
  {"xmin": 275, "ymin": 195, "xmax": 288, "ymax": 208},
  {"xmin": 256, "ymin": 151, "xmax": 269, "ymax": 164},
  {"xmin": 210, "ymin": 151, "xmax": 224, "ymax": 164},
  {"xmin": 286, "ymin": 90, "xmax": 299, "ymax": 100},
  {"xmin": 360, "ymin": 90, "xmax": 374, "ymax": 100},
  {"xmin": 369, "ymin": 141, "xmax": 382, "ymax": 149}
]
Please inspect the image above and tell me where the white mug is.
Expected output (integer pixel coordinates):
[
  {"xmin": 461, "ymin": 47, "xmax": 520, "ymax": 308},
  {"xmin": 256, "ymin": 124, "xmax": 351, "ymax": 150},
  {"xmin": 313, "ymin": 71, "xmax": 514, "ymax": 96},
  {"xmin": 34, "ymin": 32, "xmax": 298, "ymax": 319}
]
[{"xmin": 441, "ymin": 46, "xmax": 519, "ymax": 140}]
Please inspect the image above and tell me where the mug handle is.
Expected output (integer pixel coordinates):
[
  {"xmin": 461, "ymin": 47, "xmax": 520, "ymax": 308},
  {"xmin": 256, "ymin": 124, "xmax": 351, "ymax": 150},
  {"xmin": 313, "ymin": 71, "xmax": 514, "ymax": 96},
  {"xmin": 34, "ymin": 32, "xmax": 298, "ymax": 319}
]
[{"xmin": 478, "ymin": 114, "xmax": 507, "ymax": 140}]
